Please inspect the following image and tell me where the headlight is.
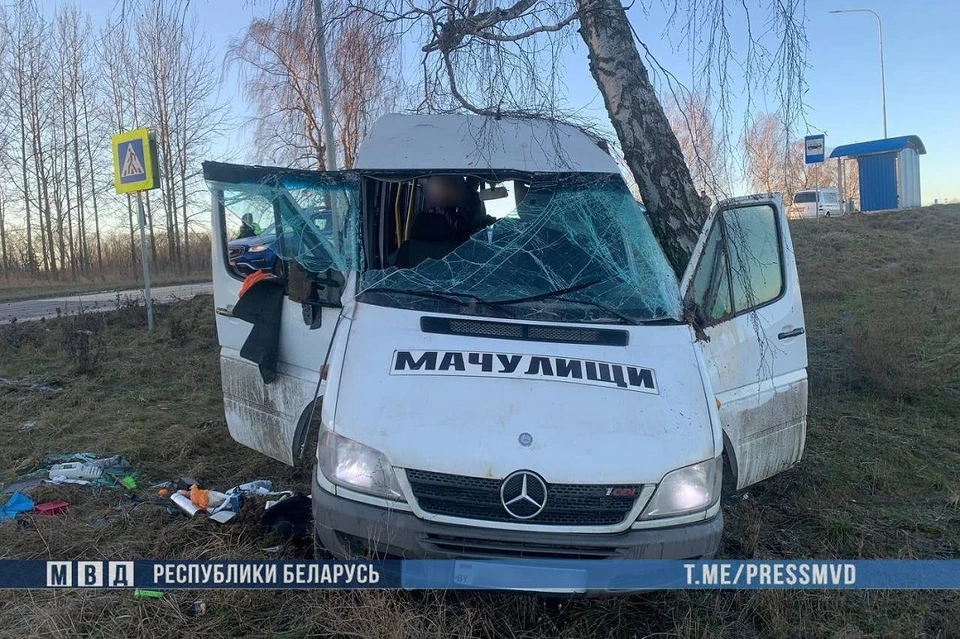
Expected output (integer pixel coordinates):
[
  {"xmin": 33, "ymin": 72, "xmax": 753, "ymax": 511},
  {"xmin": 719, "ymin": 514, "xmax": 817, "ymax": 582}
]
[
  {"xmin": 640, "ymin": 457, "xmax": 721, "ymax": 520},
  {"xmin": 318, "ymin": 428, "xmax": 403, "ymax": 500},
  {"xmin": 247, "ymin": 244, "xmax": 270, "ymax": 253}
]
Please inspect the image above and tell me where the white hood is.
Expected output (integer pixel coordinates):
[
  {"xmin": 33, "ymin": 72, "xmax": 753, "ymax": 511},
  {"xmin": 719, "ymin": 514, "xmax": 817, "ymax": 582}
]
[{"xmin": 327, "ymin": 303, "xmax": 719, "ymax": 485}]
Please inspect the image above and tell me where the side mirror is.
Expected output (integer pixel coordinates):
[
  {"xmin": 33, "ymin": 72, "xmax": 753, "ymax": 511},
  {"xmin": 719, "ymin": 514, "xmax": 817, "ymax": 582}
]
[{"xmin": 312, "ymin": 268, "xmax": 346, "ymax": 307}]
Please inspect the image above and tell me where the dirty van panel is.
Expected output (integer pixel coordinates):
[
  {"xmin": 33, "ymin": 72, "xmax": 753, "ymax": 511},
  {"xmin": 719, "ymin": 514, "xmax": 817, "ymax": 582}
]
[
  {"xmin": 684, "ymin": 194, "xmax": 808, "ymax": 489},
  {"xmin": 719, "ymin": 377, "xmax": 807, "ymax": 488},
  {"xmin": 221, "ymin": 356, "xmax": 319, "ymax": 465},
  {"xmin": 203, "ymin": 162, "xmax": 361, "ymax": 465}
]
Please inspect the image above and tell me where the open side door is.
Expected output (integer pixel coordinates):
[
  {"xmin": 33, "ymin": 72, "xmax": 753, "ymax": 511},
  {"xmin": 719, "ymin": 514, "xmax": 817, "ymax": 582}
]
[
  {"xmin": 682, "ymin": 194, "xmax": 808, "ymax": 489},
  {"xmin": 204, "ymin": 162, "xmax": 361, "ymax": 465}
]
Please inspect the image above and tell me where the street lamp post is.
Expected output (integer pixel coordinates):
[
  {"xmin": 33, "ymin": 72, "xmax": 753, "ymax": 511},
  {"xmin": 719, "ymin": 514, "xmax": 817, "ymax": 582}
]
[{"xmin": 830, "ymin": 8, "xmax": 887, "ymax": 138}]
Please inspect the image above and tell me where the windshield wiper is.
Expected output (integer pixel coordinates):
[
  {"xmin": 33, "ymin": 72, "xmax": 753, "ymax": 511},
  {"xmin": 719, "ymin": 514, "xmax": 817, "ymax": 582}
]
[
  {"xmin": 357, "ymin": 287, "xmax": 514, "ymax": 317},
  {"xmin": 483, "ymin": 279, "xmax": 640, "ymax": 325},
  {"xmin": 484, "ymin": 279, "xmax": 601, "ymax": 306}
]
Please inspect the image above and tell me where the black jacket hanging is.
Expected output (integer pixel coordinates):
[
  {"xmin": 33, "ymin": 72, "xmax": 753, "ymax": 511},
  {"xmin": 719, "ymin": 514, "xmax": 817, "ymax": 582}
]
[{"xmin": 231, "ymin": 277, "xmax": 285, "ymax": 384}]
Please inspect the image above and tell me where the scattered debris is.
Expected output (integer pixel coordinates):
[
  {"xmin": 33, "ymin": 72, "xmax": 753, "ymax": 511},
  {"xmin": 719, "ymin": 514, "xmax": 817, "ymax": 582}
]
[
  {"xmin": 49, "ymin": 462, "xmax": 104, "ymax": 482},
  {"xmin": 0, "ymin": 492, "xmax": 35, "ymax": 521},
  {"xmin": 260, "ymin": 494, "xmax": 312, "ymax": 539},
  {"xmin": 0, "ymin": 376, "xmax": 62, "ymax": 394},
  {"xmin": 188, "ymin": 601, "xmax": 207, "ymax": 617},
  {"xmin": 40, "ymin": 454, "xmax": 134, "ymax": 489},
  {"xmin": 170, "ymin": 493, "xmax": 201, "ymax": 517},
  {"xmin": 209, "ymin": 510, "xmax": 237, "ymax": 524},
  {"xmin": 18, "ymin": 421, "xmax": 37, "ymax": 433},
  {"xmin": 33, "ymin": 501, "xmax": 70, "ymax": 516},
  {"xmin": 134, "ymin": 590, "xmax": 164, "ymax": 599}
]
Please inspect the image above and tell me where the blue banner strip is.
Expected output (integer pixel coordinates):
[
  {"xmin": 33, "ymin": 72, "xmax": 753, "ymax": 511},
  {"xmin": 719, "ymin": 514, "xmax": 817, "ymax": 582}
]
[{"xmin": 4, "ymin": 560, "xmax": 960, "ymax": 590}]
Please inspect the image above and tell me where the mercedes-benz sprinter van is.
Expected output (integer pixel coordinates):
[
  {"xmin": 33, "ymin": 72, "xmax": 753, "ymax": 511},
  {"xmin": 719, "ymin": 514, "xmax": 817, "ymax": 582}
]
[{"xmin": 204, "ymin": 114, "xmax": 807, "ymax": 564}]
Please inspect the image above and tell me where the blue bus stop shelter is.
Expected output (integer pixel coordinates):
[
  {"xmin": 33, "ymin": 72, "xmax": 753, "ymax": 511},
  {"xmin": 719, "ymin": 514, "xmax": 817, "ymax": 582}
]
[{"xmin": 830, "ymin": 136, "xmax": 925, "ymax": 212}]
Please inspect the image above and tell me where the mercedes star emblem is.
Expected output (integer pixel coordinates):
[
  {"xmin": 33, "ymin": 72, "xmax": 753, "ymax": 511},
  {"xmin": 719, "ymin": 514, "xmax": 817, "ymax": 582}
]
[{"xmin": 500, "ymin": 470, "xmax": 548, "ymax": 519}]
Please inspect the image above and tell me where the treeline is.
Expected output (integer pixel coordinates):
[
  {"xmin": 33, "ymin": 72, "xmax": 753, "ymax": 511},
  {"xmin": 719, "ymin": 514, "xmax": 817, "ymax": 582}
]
[
  {"xmin": 0, "ymin": 0, "xmax": 226, "ymax": 282},
  {"xmin": 665, "ymin": 95, "xmax": 861, "ymax": 207}
]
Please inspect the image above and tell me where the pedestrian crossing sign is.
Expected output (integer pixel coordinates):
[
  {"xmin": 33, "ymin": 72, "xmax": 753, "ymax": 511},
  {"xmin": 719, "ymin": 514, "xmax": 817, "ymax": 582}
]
[{"xmin": 112, "ymin": 128, "xmax": 158, "ymax": 194}]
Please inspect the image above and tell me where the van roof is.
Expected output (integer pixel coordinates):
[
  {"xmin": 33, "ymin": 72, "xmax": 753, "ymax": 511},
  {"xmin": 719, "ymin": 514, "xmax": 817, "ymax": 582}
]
[{"xmin": 353, "ymin": 113, "xmax": 620, "ymax": 174}]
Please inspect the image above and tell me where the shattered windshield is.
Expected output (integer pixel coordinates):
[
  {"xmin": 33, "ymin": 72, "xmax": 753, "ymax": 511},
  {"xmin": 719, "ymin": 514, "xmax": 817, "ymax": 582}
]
[
  {"xmin": 361, "ymin": 175, "xmax": 681, "ymax": 324},
  {"xmin": 211, "ymin": 171, "xmax": 680, "ymax": 324}
]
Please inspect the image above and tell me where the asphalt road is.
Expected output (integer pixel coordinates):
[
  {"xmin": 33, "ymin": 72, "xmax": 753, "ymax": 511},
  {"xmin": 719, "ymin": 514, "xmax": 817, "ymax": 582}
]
[{"xmin": 0, "ymin": 282, "xmax": 212, "ymax": 324}]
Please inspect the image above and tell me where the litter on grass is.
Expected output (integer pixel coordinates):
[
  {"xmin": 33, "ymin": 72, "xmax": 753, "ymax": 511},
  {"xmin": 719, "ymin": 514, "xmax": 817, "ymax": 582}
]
[
  {"xmin": 41, "ymin": 453, "xmax": 135, "ymax": 489},
  {"xmin": 160, "ymin": 478, "xmax": 303, "ymax": 527},
  {"xmin": 33, "ymin": 501, "xmax": 69, "ymax": 516},
  {"xmin": 0, "ymin": 492, "xmax": 34, "ymax": 521}
]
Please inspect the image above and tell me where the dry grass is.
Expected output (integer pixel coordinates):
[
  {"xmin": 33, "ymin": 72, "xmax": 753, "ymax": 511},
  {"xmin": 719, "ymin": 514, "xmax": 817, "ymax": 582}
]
[{"xmin": 1, "ymin": 205, "xmax": 959, "ymax": 637}]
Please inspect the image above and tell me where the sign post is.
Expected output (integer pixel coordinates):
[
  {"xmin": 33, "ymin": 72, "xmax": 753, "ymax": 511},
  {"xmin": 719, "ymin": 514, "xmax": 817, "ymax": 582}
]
[
  {"xmin": 804, "ymin": 134, "xmax": 826, "ymax": 219},
  {"xmin": 111, "ymin": 128, "xmax": 159, "ymax": 332}
]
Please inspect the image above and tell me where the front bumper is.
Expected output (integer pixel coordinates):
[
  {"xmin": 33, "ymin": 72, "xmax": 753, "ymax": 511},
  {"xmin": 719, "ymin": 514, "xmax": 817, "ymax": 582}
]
[{"xmin": 312, "ymin": 472, "xmax": 722, "ymax": 560}]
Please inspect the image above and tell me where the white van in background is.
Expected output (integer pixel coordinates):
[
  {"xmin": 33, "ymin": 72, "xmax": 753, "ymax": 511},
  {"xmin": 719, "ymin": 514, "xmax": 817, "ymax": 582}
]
[
  {"xmin": 790, "ymin": 188, "xmax": 842, "ymax": 219},
  {"xmin": 204, "ymin": 114, "xmax": 808, "ymax": 568}
]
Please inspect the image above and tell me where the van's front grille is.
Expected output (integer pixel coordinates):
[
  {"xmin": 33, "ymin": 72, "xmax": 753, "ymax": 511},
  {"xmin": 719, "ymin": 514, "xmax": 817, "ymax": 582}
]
[
  {"xmin": 422, "ymin": 534, "xmax": 620, "ymax": 559},
  {"xmin": 420, "ymin": 316, "xmax": 629, "ymax": 346},
  {"xmin": 405, "ymin": 469, "xmax": 641, "ymax": 526}
]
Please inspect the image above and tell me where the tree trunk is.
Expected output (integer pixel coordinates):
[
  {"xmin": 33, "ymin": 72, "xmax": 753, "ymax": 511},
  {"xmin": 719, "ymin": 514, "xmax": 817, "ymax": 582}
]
[
  {"xmin": 575, "ymin": 0, "xmax": 706, "ymax": 278},
  {"xmin": 80, "ymin": 83, "xmax": 104, "ymax": 278},
  {"xmin": 60, "ymin": 64, "xmax": 76, "ymax": 280},
  {"xmin": 17, "ymin": 88, "xmax": 34, "ymax": 274},
  {"xmin": 0, "ymin": 196, "xmax": 8, "ymax": 278}
]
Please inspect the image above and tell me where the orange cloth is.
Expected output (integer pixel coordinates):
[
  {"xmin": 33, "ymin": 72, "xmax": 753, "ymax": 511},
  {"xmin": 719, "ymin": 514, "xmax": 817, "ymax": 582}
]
[
  {"xmin": 189, "ymin": 485, "xmax": 210, "ymax": 509},
  {"xmin": 238, "ymin": 270, "xmax": 277, "ymax": 298}
]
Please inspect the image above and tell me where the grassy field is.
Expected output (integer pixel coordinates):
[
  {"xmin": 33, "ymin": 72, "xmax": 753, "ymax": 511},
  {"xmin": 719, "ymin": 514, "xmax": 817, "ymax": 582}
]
[
  {"xmin": 0, "ymin": 272, "xmax": 212, "ymax": 302},
  {"xmin": 0, "ymin": 205, "xmax": 958, "ymax": 637}
]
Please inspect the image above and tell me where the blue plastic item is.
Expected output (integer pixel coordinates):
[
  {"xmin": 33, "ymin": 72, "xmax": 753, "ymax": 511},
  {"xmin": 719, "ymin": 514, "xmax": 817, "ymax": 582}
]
[{"xmin": 0, "ymin": 492, "xmax": 35, "ymax": 521}]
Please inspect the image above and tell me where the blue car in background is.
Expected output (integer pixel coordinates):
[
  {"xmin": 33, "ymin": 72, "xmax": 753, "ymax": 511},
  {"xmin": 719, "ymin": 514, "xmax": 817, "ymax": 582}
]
[{"xmin": 228, "ymin": 209, "xmax": 331, "ymax": 276}]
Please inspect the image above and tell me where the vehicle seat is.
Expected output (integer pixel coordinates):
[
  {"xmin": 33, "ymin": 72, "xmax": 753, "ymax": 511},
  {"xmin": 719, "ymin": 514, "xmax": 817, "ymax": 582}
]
[{"xmin": 392, "ymin": 208, "xmax": 469, "ymax": 269}]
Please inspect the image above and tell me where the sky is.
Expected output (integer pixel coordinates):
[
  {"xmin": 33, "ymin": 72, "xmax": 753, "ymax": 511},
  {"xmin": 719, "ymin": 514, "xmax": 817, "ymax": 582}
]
[{"xmin": 49, "ymin": 0, "xmax": 960, "ymax": 204}]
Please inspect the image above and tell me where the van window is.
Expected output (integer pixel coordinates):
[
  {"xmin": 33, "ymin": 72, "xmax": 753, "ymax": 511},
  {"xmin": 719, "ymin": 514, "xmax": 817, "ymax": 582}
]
[
  {"xmin": 725, "ymin": 205, "xmax": 783, "ymax": 311},
  {"xmin": 690, "ymin": 203, "xmax": 783, "ymax": 321},
  {"xmin": 212, "ymin": 175, "xmax": 362, "ymax": 280},
  {"xmin": 793, "ymin": 191, "xmax": 817, "ymax": 204},
  {"xmin": 690, "ymin": 222, "xmax": 732, "ymax": 321},
  {"xmin": 821, "ymin": 191, "xmax": 839, "ymax": 204}
]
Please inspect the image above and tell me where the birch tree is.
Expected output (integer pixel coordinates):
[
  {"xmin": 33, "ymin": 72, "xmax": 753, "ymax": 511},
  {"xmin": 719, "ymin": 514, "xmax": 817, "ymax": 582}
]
[
  {"xmin": 349, "ymin": 0, "xmax": 807, "ymax": 276},
  {"xmin": 744, "ymin": 113, "xmax": 789, "ymax": 194},
  {"xmin": 666, "ymin": 91, "xmax": 728, "ymax": 200},
  {"xmin": 230, "ymin": 0, "xmax": 399, "ymax": 169}
]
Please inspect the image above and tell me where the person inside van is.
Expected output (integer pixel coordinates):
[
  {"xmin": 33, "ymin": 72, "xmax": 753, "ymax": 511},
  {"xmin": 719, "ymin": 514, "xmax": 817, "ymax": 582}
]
[
  {"xmin": 237, "ymin": 213, "xmax": 260, "ymax": 239},
  {"xmin": 392, "ymin": 175, "xmax": 494, "ymax": 268}
]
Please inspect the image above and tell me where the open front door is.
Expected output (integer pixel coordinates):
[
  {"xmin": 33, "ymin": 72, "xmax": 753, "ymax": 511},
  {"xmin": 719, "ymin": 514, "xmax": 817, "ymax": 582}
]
[
  {"xmin": 683, "ymin": 194, "xmax": 808, "ymax": 489},
  {"xmin": 204, "ymin": 162, "xmax": 360, "ymax": 465}
]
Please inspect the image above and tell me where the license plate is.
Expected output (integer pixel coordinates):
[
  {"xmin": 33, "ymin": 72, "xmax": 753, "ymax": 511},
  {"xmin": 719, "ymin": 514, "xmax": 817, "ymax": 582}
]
[{"xmin": 452, "ymin": 560, "xmax": 588, "ymax": 593}]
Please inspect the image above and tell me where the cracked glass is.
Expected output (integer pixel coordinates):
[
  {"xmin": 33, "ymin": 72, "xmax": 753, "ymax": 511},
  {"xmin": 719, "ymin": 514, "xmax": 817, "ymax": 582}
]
[
  {"xmin": 360, "ymin": 174, "xmax": 681, "ymax": 324},
  {"xmin": 213, "ymin": 172, "xmax": 681, "ymax": 324}
]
